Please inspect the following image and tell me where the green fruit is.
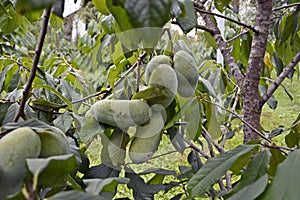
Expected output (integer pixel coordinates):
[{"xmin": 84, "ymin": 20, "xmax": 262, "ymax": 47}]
[
  {"xmin": 89, "ymin": 99, "xmax": 152, "ymax": 128},
  {"xmin": 149, "ymin": 64, "xmax": 178, "ymax": 108},
  {"xmin": 0, "ymin": 127, "xmax": 41, "ymax": 199},
  {"xmin": 145, "ymin": 55, "xmax": 171, "ymax": 84},
  {"xmin": 174, "ymin": 50, "xmax": 199, "ymax": 97},
  {"xmin": 108, "ymin": 128, "xmax": 130, "ymax": 166},
  {"xmin": 36, "ymin": 130, "xmax": 70, "ymax": 158},
  {"xmin": 129, "ymin": 112, "xmax": 164, "ymax": 164}
]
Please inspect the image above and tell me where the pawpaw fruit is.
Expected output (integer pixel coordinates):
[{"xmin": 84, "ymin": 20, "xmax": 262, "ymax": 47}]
[
  {"xmin": 129, "ymin": 112, "xmax": 164, "ymax": 163},
  {"xmin": 148, "ymin": 64, "xmax": 178, "ymax": 108},
  {"xmin": 108, "ymin": 128, "xmax": 130, "ymax": 166},
  {"xmin": 0, "ymin": 127, "xmax": 41, "ymax": 199},
  {"xmin": 35, "ymin": 130, "xmax": 70, "ymax": 158},
  {"xmin": 89, "ymin": 99, "xmax": 152, "ymax": 128},
  {"xmin": 174, "ymin": 50, "xmax": 199, "ymax": 97},
  {"xmin": 145, "ymin": 55, "xmax": 171, "ymax": 84}
]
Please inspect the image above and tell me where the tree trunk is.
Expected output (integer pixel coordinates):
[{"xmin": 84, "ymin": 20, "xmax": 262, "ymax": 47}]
[{"xmin": 242, "ymin": 0, "xmax": 272, "ymax": 143}]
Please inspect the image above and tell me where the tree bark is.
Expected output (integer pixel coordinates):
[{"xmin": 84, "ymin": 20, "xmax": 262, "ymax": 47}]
[{"xmin": 242, "ymin": 0, "xmax": 273, "ymax": 143}]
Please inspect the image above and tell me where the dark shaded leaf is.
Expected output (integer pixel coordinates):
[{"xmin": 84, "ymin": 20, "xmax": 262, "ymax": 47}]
[
  {"xmin": 188, "ymin": 145, "xmax": 256, "ymax": 197},
  {"xmin": 176, "ymin": 0, "xmax": 197, "ymax": 33},
  {"xmin": 188, "ymin": 150, "xmax": 203, "ymax": 173},
  {"xmin": 48, "ymin": 191, "xmax": 108, "ymax": 200},
  {"xmin": 268, "ymin": 148, "xmax": 286, "ymax": 177},
  {"xmin": 83, "ymin": 163, "xmax": 120, "ymax": 179},
  {"xmin": 26, "ymin": 154, "xmax": 77, "ymax": 187},
  {"xmin": 166, "ymin": 127, "xmax": 187, "ymax": 154}
]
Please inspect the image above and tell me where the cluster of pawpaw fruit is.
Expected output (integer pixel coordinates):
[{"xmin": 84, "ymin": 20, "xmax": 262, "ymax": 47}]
[
  {"xmin": 0, "ymin": 127, "xmax": 71, "ymax": 198},
  {"xmin": 88, "ymin": 50, "xmax": 199, "ymax": 164}
]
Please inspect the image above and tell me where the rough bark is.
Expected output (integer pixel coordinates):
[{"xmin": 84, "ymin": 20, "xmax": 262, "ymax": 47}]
[{"xmin": 243, "ymin": 0, "xmax": 273, "ymax": 143}]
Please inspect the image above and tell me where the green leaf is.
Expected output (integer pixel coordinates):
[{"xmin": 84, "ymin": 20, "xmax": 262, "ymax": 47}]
[
  {"xmin": 214, "ymin": 0, "xmax": 231, "ymax": 12},
  {"xmin": 26, "ymin": 154, "xmax": 77, "ymax": 187},
  {"xmin": 14, "ymin": 0, "xmax": 57, "ymax": 13},
  {"xmin": 203, "ymin": 31, "xmax": 218, "ymax": 49},
  {"xmin": 206, "ymin": 103, "xmax": 221, "ymax": 140},
  {"xmin": 262, "ymin": 149, "xmax": 300, "ymax": 199},
  {"xmin": 166, "ymin": 127, "xmax": 187, "ymax": 154},
  {"xmin": 92, "ymin": 0, "xmax": 110, "ymax": 15},
  {"xmin": 106, "ymin": 0, "xmax": 133, "ymax": 32},
  {"xmin": 132, "ymin": 86, "xmax": 168, "ymax": 106},
  {"xmin": 188, "ymin": 145, "xmax": 256, "ymax": 197},
  {"xmin": 228, "ymin": 174, "xmax": 268, "ymax": 200},
  {"xmin": 124, "ymin": 0, "xmax": 173, "ymax": 28},
  {"xmin": 101, "ymin": 15, "xmax": 116, "ymax": 34},
  {"xmin": 32, "ymin": 98, "xmax": 67, "ymax": 109},
  {"xmin": 268, "ymin": 148, "xmax": 286, "ymax": 177},
  {"xmin": 48, "ymin": 191, "xmax": 108, "ymax": 200},
  {"xmin": 35, "ymin": 85, "xmax": 73, "ymax": 111},
  {"xmin": 176, "ymin": 0, "xmax": 197, "ymax": 33},
  {"xmin": 231, "ymin": 150, "xmax": 270, "ymax": 194},
  {"xmin": 52, "ymin": 112, "xmax": 73, "ymax": 133},
  {"xmin": 184, "ymin": 97, "xmax": 203, "ymax": 140},
  {"xmin": 79, "ymin": 115, "xmax": 104, "ymax": 144},
  {"xmin": 0, "ymin": 4, "xmax": 27, "ymax": 34},
  {"xmin": 84, "ymin": 177, "xmax": 129, "ymax": 195}
]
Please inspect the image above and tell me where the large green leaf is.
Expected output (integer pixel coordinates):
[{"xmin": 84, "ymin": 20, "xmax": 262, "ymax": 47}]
[
  {"xmin": 124, "ymin": 0, "xmax": 173, "ymax": 28},
  {"xmin": 26, "ymin": 154, "xmax": 77, "ymax": 187},
  {"xmin": 228, "ymin": 174, "xmax": 268, "ymax": 200},
  {"xmin": 92, "ymin": 0, "xmax": 110, "ymax": 15},
  {"xmin": 262, "ymin": 149, "xmax": 300, "ymax": 199},
  {"xmin": 14, "ymin": 0, "xmax": 58, "ymax": 13},
  {"xmin": 176, "ymin": 0, "xmax": 197, "ymax": 33},
  {"xmin": 268, "ymin": 148, "xmax": 286, "ymax": 176},
  {"xmin": 188, "ymin": 145, "xmax": 256, "ymax": 197},
  {"xmin": 231, "ymin": 150, "xmax": 270, "ymax": 194}
]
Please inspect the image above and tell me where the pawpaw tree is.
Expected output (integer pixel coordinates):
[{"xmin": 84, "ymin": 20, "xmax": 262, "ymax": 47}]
[{"xmin": 0, "ymin": 0, "xmax": 300, "ymax": 199}]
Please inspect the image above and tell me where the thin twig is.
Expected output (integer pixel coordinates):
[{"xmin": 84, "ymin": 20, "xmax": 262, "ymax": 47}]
[
  {"xmin": 136, "ymin": 55, "xmax": 142, "ymax": 92},
  {"xmin": 72, "ymin": 52, "xmax": 147, "ymax": 104},
  {"xmin": 202, "ymin": 126, "xmax": 224, "ymax": 152},
  {"xmin": 194, "ymin": 7, "xmax": 258, "ymax": 33},
  {"xmin": 260, "ymin": 51, "xmax": 300, "ymax": 107},
  {"xmin": 200, "ymin": 98, "xmax": 272, "ymax": 143},
  {"xmin": 13, "ymin": 8, "xmax": 51, "ymax": 122},
  {"xmin": 226, "ymin": 30, "xmax": 250, "ymax": 43},
  {"xmin": 222, "ymin": 88, "xmax": 241, "ymax": 147},
  {"xmin": 183, "ymin": 137, "xmax": 210, "ymax": 159},
  {"xmin": 273, "ymin": 2, "xmax": 300, "ymax": 11},
  {"xmin": 196, "ymin": 24, "xmax": 214, "ymax": 34}
]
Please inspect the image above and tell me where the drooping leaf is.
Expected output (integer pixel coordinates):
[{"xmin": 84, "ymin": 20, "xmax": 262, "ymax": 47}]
[
  {"xmin": 231, "ymin": 150, "xmax": 270, "ymax": 194},
  {"xmin": 176, "ymin": 0, "xmax": 197, "ymax": 33},
  {"xmin": 188, "ymin": 150, "xmax": 203, "ymax": 173},
  {"xmin": 125, "ymin": 167, "xmax": 166, "ymax": 199},
  {"xmin": 228, "ymin": 174, "xmax": 268, "ymax": 200},
  {"xmin": 124, "ymin": 0, "xmax": 173, "ymax": 28},
  {"xmin": 14, "ymin": 0, "xmax": 58, "ymax": 13},
  {"xmin": 32, "ymin": 98, "xmax": 67, "ymax": 110},
  {"xmin": 79, "ymin": 115, "xmax": 104, "ymax": 145},
  {"xmin": 188, "ymin": 145, "xmax": 256, "ymax": 197},
  {"xmin": 26, "ymin": 154, "xmax": 77, "ymax": 187},
  {"xmin": 52, "ymin": 112, "xmax": 73, "ymax": 133},
  {"xmin": 83, "ymin": 163, "xmax": 120, "ymax": 179},
  {"xmin": 92, "ymin": 0, "xmax": 110, "ymax": 15},
  {"xmin": 35, "ymin": 85, "xmax": 73, "ymax": 110},
  {"xmin": 268, "ymin": 148, "xmax": 286, "ymax": 177},
  {"xmin": 166, "ymin": 127, "xmax": 187, "ymax": 154},
  {"xmin": 261, "ymin": 149, "xmax": 300, "ymax": 199},
  {"xmin": 184, "ymin": 97, "xmax": 203, "ymax": 140}
]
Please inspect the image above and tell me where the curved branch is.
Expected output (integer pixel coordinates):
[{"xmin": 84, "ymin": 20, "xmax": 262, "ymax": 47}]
[
  {"xmin": 259, "ymin": 51, "xmax": 300, "ymax": 107},
  {"xmin": 194, "ymin": 7, "xmax": 258, "ymax": 33},
  {"xmin": 273, "ymin": 2, "xmax": 300, "ymax": 11},
  {"xmin": 14, "ymin": 8, "xmax": 51, "ymax": 122}
]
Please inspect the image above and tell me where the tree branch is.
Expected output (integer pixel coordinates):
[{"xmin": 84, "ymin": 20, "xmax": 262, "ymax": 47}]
[
  {"xmin": 200, "ymin": 98, "xmax": 272, "ymax": 143},
  {"xmin": 273, "ymin": 2, "xmax": 300, "ymax": 11},
  {"xmin": 194, "ymin": 7, "xmax": 258, "ymax": 33},
  {"xmin": 194, "ymin": 2, "xmax": 245, "ymax": 88},
  {"xmin": 13, "ymin": 8, "xmax": 51, "ymax": 122},
  {"xmin": 242, "ymin": 0, "xmax": 273, "ymax": 143},
  {"xmin": 259, "ymin": 51, "xmax": 300, "ymax": 107}
]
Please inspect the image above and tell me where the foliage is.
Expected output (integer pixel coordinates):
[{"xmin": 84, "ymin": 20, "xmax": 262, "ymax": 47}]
[{"xmin": 0, "ymin": 0, "xmax": 300, "ymax": 199}]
